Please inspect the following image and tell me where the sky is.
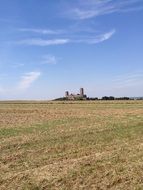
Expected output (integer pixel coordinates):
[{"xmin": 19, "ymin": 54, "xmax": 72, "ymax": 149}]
[{"xmin": 0, "ymin": 0, "xmax": 143, "ymax": 100}]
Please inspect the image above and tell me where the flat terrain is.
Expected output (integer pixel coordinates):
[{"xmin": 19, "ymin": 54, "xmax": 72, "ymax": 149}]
[{"xmin": 0, "ymin": 101, "xmax": 143, "ymax": 190}]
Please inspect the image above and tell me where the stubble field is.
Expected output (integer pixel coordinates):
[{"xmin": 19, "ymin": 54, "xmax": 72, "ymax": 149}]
[{"xmin": 0, "ymin": 100, "xmax": 143, "ymax": 190}]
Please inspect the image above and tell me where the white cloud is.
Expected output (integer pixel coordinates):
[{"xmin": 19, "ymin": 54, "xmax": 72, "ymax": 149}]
[
  {"xmin": 17, "ymin": 29, "xmax": 114, "ymax": 46},
  {"xmin": 72, "ymin": 29, "xmax": 115, "ymax": 44},
  {"xmin": 19, "ymin": 28, "xmax": 63, "ymax": 35},
  {"xmin": 18, "ymin": 72, "xmax": 41, "ymax": 90},
  {"xmin": 42, "ymin": 55, "xmax": 58, "ymax": 65},
  {"xmin": 98, "ymin": 29, "xmax": 115, "ymax": 41},
  {"xmin": 85, "ymin": 29, "xmax": 115, "ymax": 44},
  {"xmin": 71, "ymin": 8, "xmax": 99, "ymax": 20},
  {"xmin": 113, "ymin": 72, "xmax": 143, "ymax": 88},
  {"xmin": 0, "ymin": 72, "xmax": 41, "ymax": 97},
  {"xmin": 88, "ymin": 71, "xmax": 143, "ymax": 98},
  {"xmin": 17, "ymin": 38, "xmax": 70, "ymax": 46},
  {"xmin": 67, "ymin": 0, "xmax": 143, "ymax": 20}
]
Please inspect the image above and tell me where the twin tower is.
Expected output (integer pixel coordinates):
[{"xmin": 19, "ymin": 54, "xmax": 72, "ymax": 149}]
[{"xmin": 65, "ymin": 88, "xmax": 87, "ymax": 100}]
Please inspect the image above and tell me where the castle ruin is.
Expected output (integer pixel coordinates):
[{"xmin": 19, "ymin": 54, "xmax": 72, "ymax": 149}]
[{"xmin": 65, "ymin": 88, "xmax": 87, "ymax": 100}]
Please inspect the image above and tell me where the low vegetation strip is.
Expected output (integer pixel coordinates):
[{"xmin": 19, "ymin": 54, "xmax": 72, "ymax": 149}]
[{"xmin": 0, "ymin": 101, "xmax": 143, "ymax": 189}]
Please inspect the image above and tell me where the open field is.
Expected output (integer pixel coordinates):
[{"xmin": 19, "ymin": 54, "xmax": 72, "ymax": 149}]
[{"xmin": 0, "ymin": 100, "xmax": 143, "ymax": 190}]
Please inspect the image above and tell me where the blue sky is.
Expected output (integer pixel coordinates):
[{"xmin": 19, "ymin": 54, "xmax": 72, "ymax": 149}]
[{"xmin": 0, "ymin": 0, "xmax": 143, "ymax": 99}]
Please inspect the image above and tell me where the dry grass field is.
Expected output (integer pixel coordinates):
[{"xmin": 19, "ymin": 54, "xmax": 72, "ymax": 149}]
[{"xmin": 0, "ymin": 100, "xmax": 143, "ymax": 190}]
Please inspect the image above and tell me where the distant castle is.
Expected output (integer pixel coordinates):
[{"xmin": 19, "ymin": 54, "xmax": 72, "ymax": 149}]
[{"xmin": 65, "ymin": 88, "xmax": 87, "ymax": 100}]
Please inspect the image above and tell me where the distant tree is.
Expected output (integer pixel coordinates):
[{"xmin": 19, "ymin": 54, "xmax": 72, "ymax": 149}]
[
  {"xmin": 115, "ymin": 97, "xmax": 130, "ymax": 100},
  {"xmin": 101, "ymin": 96, "xmax": 108, "ymax": 100},
  {"xmin": 87, "ymin": 97, "xmax": 98, "ymax": 100},
  {"xmin": 109, "ymin": 96, "xmax": 115, "ymax": 100},
  {"xmin": 101, "ymin": 96, "xmax": 115, "ymax": 100}
]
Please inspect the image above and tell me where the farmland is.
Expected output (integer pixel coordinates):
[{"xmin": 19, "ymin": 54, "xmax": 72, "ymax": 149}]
[{"xmin": 0, "ymin": 101, "xmax": 143, "ymax": 190}]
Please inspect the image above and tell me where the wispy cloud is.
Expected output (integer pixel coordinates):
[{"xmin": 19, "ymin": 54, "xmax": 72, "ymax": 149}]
[
  {"xmin": 19, "ymin": 28, "xmax": 63, "ymax": 35},
  {"xmin": 16, "ymin": 29, "xmax": 115, "ymax": 46},
  {"xmin": 0, "ymin": 72, "xmax": 41, "ymax": 96},
  {"xmin": 75, "ymin": 29, "xmax": 115, "ymax": 44},
  {"xmin": 67, "ymin": 0, "xmax": 143, "ymax": 20},
  {"xmin": 16, "ymin": 38, "xmax": 70, "ymax": 46},
  {"xmin": 18, "ymin": 71, "xmax": 41, "ymax": 90},
  {"xmin": 15, "ymin": 0, "xmax": 142, "ymax": 48},
  {"xmin": 41, "ymin": 55, "xmax": 58, "ymax": 65},
  {"xmin": 113, "ymin": 71, "xmax": 143, "ymax": 88}
]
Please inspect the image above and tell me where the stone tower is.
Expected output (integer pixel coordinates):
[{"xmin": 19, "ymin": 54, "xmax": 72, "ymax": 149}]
[
  {"xmin": 80, "ymin": 88, "xmax": 84, "ymax": 96},
  {"xmin": 65, "ymin": 91, "xmax": 69, "ymax": 97}
]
